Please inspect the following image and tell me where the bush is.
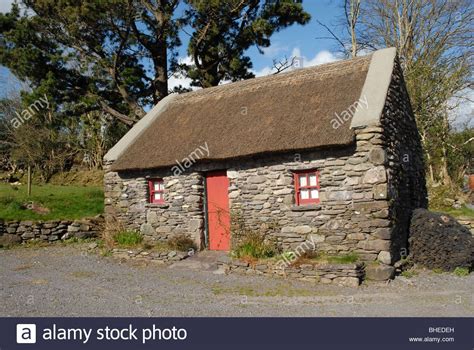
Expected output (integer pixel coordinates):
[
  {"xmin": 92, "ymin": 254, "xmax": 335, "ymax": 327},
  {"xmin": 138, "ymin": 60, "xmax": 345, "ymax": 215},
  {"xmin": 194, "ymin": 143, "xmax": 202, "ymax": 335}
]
[
  {"xmin": 113, "ymin": 230, "xmax": 143, "ymax": 247},
  {"xmin": 167, "ymin": 234, "xmax": 197, "ymax": 252},
  {"xmin": 453, "ymin": 267, "xmax": 470, "ymax": 277},
  {"xmin": 233, "ymin": 230, "xmax": 277, "ymax": 259}
]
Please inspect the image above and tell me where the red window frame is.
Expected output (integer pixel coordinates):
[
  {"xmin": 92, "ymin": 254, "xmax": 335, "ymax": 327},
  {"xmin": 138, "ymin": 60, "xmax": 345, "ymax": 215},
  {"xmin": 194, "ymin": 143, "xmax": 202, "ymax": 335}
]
[
  {"xmin": 294, "ymin": 170, "xmax": 320, "ymax": 205},
  {"xmin": 148, "ymin": 178, "xmax": 165, "ymax": 204}
]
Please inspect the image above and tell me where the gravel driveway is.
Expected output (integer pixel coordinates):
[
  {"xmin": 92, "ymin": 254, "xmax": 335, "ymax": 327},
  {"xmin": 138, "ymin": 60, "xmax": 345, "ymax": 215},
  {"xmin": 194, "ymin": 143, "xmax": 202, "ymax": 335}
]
[{"xmin": 1, "ymin": 244, "xmax": 472, "ymax": 317}]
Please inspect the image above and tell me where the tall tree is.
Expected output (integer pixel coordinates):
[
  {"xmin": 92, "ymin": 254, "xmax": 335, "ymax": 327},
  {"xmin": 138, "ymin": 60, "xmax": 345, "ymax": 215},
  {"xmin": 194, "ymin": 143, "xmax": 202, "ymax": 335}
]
[
  {"xmin": 360, "ymin": 0, "xmax": 473, "ymax": 185},
  {"xmin": 1, "ymin": 0, "xmax": 183, "ymax": 125},
  {"xmin": 185, "ymin": 0, "xmax": 311, "ymax": 87},
  {"xmin": 320, "ymin": 0, "xmax": 473, "ymax": 186}
]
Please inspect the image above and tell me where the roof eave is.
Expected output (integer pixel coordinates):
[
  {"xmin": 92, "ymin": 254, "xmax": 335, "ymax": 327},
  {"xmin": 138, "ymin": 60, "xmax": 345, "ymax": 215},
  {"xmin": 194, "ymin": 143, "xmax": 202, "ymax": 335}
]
[{"xmin": 104, "ymin": 93, "xmax": 179, "ymax": 163}]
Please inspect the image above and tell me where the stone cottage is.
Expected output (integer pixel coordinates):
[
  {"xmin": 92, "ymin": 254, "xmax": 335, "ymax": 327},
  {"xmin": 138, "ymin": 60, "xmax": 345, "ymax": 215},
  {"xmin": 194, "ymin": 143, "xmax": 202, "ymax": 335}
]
[{"xmin": 104, "ymin": 47, "xmax": 427, "ymax": 266}]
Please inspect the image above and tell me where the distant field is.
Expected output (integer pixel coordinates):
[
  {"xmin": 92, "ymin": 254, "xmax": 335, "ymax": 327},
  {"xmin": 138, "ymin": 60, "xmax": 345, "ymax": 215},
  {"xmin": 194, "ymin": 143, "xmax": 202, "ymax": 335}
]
[{"xmin": 0, "ymin": 183, "xmax": 103, "ymax": 221}]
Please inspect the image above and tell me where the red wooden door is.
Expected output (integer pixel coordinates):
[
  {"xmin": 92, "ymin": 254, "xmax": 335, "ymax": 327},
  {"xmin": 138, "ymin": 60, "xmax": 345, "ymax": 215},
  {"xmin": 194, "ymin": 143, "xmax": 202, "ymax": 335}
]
[{"xmin": 206, "ymin": 171, "xmax": 230, "ymax": 251}]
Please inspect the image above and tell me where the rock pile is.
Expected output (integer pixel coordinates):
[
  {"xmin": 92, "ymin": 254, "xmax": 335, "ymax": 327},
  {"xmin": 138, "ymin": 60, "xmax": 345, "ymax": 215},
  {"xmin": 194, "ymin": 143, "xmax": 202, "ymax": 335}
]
[{"xmin": 409, "ymin": 209, "xmax": 473, "ymax": 271}]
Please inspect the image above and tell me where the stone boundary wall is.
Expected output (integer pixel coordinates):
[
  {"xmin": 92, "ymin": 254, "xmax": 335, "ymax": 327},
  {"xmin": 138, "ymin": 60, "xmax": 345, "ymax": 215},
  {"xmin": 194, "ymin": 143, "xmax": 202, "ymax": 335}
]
[
  {"xmin": 217, "ymin": 256, "xmax": 365, "ymax": 287},
  {"xmin": 0, "ymin": 215, "xmax": 104, "ymax": 244},
  {"xmin": 111, "ymin": 248, "xmax": 190, "ymax": 264}
]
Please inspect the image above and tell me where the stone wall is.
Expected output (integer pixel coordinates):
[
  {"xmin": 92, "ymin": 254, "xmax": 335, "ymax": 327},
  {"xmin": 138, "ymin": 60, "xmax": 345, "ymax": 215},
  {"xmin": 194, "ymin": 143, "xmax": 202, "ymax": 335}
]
[
  {"xmin": 105, "ymin": 127, "xmax": 393, "ymax": 263},
  {"xmin": 217, "ymin": 256, "xmax": 365, "ymax": 287},
  {"xmin": 381, "ymin": 60, "xmax": 428, "ymax": 262},
  {"xmin": 111, "ymin": 247, "xmax": 190, "ymax": 264},
  {"xmin": 0, "ymin": 216, "xmax": 103, "ymax": 245},
  {"xmin": 223, "ymin": 132, "xmax": 390, "ymax": 262},
  {"xmin": 104, "ymin": 164, "xmax": 205, "ymax": 248}
]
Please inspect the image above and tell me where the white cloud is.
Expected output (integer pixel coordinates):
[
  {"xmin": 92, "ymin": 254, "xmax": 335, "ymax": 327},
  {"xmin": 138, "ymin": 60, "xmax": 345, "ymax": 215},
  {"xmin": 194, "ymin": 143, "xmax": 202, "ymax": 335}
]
[
  {"xmin": 449, "ymin": 88, "xmax": 474, "ymax": 130},
  {"xmin": 252, "ymin": 48, "xmax": 339, "ymax": 77},
  {"xmin": 168, "ymin": 56, "xmax": 194, "ymax": 91},
  {"xmin": 0, "ymin": 0, "xmax": 14, "ymax": 13},
  {"xmin": 261, "ymin": 42, "xmax": 289, "ymax": 57},
  {"xmin": 291, "ymin": 48, "xmax": 339, "ymax": 67}
]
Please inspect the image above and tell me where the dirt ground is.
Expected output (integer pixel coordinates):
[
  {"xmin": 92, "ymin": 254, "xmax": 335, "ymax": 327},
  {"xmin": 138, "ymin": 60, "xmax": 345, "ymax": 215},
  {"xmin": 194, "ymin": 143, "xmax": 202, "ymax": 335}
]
[{"xmin": 0, "ymin": 244, "xmax": 472, "ymax": 317}]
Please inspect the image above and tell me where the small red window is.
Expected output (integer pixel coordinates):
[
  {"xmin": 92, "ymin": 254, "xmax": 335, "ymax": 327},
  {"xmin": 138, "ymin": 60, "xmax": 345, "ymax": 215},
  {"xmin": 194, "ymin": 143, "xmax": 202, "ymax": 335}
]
[
  {"xmin": 148, "ymin": 179, "xmax": 165, "ymax": 204},
  {"xmin": 294, "ymin": 170, "xmax": 320, "ymax": 205}
]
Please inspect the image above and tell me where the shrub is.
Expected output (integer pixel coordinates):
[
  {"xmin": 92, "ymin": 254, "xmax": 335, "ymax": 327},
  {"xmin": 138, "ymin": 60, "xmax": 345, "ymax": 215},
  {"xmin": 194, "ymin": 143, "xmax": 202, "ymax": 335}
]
[
  {"xmin": 113, "ymin": 230, "xmax": 143, "ymax": 247},
  {"xmin": 453, "ymin": 267, "xmax": 470, "ymax": 277},
  {"xmin": 167, "ymin": 234, "xmax": 197, "ymax": 252},
  {"xmin": 233, "ymin": 230, "xmax": 277, "ymax": 259}
]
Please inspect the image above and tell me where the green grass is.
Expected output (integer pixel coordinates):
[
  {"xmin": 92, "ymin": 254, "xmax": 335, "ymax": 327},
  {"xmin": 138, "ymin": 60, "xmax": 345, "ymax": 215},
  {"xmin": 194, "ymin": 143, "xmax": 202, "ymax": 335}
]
[
  {"xmin": 400, "ymin": 270, "xmax": 418, "ymax": 278},
  {"xmin": 232, "ymin": 231, "xmax": 277, "ymax": 259},
  {"xmin": 0, "ymin": 183, "xmax": 103, "ymax": 221},
  {"xmin": 453, "ymin": 267, "xmax": 470, "ymax": 277},
  {"xmin": 436, "ymin": 206, "xmax": 474, "ymax": 219},
  {"xmin": 326, "ymin": 252, "xmax": 359, "ymax": 264},
  {"xmin": 427, "ymin": 183, "xmax": 474, "ymax": 219},
  {"xmin": 113, "ymin": 230, "xmax": 143, "ymax": 247}
]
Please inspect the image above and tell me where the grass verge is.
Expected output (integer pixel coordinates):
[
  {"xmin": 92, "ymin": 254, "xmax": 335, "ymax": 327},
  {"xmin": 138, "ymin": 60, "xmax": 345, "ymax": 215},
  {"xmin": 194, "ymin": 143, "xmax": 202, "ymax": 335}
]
[{"xmin": 0, "ymin": 183, "xmax": 103, "ymax": 221}]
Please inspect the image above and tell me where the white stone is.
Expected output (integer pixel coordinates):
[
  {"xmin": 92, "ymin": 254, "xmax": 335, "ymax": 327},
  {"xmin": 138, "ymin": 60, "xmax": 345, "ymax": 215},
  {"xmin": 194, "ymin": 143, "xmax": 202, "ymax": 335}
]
[
  {"xmin": 377, "ymin": 251, "xmax": 392, "ymax": 265},
  {"xmin": 227, "ymin": 170, "xmax": 239, "ymax": 179},
  {"xmin": 363, "ymin": 166, "xmax": 387, "ymax": 184}
]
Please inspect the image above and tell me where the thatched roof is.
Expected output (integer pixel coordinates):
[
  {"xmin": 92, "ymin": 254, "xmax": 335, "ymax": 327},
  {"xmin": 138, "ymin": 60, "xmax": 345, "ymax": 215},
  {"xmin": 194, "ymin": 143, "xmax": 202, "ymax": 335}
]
[{"xmin": 108, "ymin": 48, "xmax": 396, "ymax": 172}]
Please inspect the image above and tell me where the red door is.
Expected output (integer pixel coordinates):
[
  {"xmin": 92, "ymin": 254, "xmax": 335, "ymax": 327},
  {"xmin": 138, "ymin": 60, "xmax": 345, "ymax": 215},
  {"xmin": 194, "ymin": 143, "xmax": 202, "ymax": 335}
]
[{"xmin": 206, "ymin": 171, "xmax": 231, "ymax": 251}]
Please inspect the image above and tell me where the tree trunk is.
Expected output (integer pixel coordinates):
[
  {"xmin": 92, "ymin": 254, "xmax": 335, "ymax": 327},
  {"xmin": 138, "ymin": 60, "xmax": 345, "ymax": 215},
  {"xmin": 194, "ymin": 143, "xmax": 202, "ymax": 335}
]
[
  {"xmin": 439, "ymin": 144, "xmax": 452, "ymax": 186},
  {"xmin": 152, "ymin": 44, "xmax": 169, "ymax": 103},
  {"xmin": 27, "ymin": 165, "xmax": 32, "ymax": 196}
]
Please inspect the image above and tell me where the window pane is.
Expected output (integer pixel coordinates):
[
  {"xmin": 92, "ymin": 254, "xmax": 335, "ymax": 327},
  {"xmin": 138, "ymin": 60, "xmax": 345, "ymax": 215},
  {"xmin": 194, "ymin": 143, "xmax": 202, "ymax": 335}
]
[
  {"xmin": 309, "ymin": 174, "xmax": 317, "ymax": 186},
  {"xmin": 299, "ymin": 175, "xmax": 307, "ymax": 187},
  {"xmin": 158, "ymin": 182, "xmax": 164, "ymax": 190},
  {"xmin": 300, "ymin": 189, "xmax": 309, "ymax": 199},
  {"xmin": 310, "ymin": 189, "xmax": 319, "ymax": 199},
  {"xmin": 153, "ymin": 182, "xmax": 160, "ymax": 191},
  {"xmin": 154, "ymin": 193, "xmax": 161, "ymax": 201}
]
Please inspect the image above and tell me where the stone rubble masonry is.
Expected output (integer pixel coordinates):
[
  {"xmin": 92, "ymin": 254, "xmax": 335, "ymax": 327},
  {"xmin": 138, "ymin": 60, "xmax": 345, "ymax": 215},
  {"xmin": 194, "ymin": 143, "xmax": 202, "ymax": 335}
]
[
  {"xmin": 103, "ymin": 60, "xmax": 427, "ymax": 273},
  {"xmin": 111, "ymin": 248, "xmax": 190, "ymax": 264},
  {"xmin": 0, "ymin": 216, "xmax": 104, "ymax": 243},
  {"xmin": 217, "ymin": 256, "xmax": 365, "ymax": 287},
  {"xmin": 380, "ymin": 59, "xmax": 428, "ymax": 262}
]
